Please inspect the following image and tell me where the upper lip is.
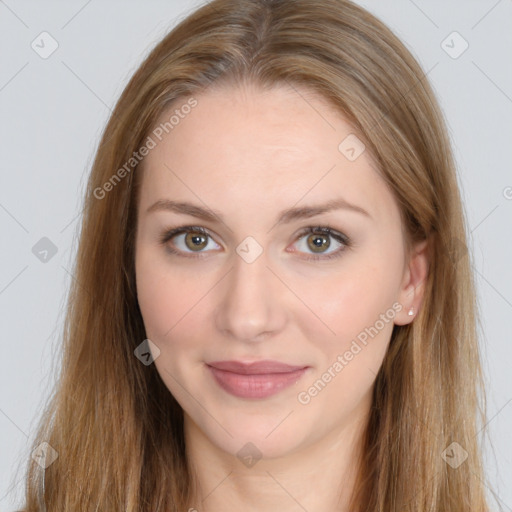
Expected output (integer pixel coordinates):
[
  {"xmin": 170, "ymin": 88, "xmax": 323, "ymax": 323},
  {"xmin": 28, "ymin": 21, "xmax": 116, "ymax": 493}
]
[{"xmin": 207, "ymin": 360, "xmax": 308, "ymax": 375}]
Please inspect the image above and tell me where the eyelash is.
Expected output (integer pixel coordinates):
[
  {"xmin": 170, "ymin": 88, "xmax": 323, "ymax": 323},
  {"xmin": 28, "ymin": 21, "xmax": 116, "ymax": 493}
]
[{"xmin": 158, "ymin": 225, "xmax": 351, "ymax": 261}]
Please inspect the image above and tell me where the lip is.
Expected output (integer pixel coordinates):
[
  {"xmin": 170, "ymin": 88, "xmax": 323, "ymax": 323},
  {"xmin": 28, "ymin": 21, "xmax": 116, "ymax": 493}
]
[{"xmin": 206, "ymin": 360, "xmax": 309, "ymax": 399}]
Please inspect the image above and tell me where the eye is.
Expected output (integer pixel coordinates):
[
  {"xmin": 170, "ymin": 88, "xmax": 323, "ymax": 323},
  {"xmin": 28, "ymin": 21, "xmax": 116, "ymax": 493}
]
[
  {"xmin": 291, "ymin": 226, "xmax": 350, "ymax": 260},
  {"xmin": 159, "ymin": 225, "xmax": 351, "ymax": 261},
  {"xmin": 159, "ymin": 225, "xmax": 221, "ymax": 257}
]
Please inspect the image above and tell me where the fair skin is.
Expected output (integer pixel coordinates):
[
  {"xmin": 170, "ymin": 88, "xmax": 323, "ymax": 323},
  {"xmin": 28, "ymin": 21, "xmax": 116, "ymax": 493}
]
[{"xmin": 135, "ymin": 82, "xmax": 429, "ymax": 512}]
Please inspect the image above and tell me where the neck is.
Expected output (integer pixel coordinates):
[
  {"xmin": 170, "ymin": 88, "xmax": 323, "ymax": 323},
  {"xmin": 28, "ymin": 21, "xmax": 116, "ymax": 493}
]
[{"xmin": 184, "ymin": 401, "xmax": 369, "ymax": 512}]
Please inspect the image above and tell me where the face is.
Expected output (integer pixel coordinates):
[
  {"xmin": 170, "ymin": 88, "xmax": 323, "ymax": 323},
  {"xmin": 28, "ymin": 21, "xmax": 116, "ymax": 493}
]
[{"xmin": 134, "ymin": 83, "xmax": 426, "ymax": 460}]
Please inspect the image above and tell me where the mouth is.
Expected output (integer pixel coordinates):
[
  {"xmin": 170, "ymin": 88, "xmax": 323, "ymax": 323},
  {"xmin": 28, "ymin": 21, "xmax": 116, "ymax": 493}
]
[{"xmin": 206, "ymin": 360, "xmax": 310, "ymax": 399}]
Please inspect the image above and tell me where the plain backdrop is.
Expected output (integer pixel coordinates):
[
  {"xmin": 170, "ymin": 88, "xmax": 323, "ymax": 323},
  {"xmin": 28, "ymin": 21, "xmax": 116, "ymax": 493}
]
[{"xmin": 1, "ymin": 0, "xmax": 511, "ymax": 510}]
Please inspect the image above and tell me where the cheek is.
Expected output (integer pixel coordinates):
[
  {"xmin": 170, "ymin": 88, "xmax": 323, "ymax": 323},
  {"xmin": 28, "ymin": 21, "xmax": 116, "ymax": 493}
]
[
  {"xmin": 295, "ymin": 263, "xmax": 400, "ymax": 345},
  {"xmin": 135, "ymin": 249, "xmax": 205, "ymax": 344},
  {"xmin": 290, "ymin": 246, "xmax": 403, "ymax": 399},
  {"xmin": 292, "ymin": 267, "xmax": 397, "ymax": 420},
  {"xmin": 135, "ymin": 252, "xmax": 210, "ymax": 402}
]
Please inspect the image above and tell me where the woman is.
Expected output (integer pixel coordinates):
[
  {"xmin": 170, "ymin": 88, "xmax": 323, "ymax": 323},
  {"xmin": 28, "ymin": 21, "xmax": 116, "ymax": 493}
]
[{"xmin": 19, "ymin": 0, "xmax": 492, "ymax": 510}]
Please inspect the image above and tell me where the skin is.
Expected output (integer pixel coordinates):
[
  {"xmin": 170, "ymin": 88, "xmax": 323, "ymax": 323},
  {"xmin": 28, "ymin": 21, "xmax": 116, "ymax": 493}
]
[{"xmin": 134, "ymin": 82, "xmax": 429, "ymax": 512}]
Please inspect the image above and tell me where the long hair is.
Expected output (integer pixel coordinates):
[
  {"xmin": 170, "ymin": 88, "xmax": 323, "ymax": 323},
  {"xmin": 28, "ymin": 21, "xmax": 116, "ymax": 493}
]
[{"xmin": 17, "ymin": 0, "xmax": 492, "ymax": 510}]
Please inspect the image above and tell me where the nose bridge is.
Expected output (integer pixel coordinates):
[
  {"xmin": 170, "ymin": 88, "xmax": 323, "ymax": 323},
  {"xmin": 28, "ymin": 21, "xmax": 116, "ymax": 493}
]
[{"xmin": 215, "ymin": 242, "xmax": 285, "ymax": 341}]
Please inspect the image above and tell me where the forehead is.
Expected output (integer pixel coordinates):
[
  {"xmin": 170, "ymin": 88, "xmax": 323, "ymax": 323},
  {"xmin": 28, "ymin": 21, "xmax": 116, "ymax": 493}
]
[{"xmin": 137, "ymin": 83, "xmax": 399, "ymax": 226}]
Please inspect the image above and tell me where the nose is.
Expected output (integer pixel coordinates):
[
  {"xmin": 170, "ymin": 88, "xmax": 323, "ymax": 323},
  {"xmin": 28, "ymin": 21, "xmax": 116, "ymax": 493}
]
[{"xmin": 214, "ymin": 245, "xmax": 288, "ymax": 343}]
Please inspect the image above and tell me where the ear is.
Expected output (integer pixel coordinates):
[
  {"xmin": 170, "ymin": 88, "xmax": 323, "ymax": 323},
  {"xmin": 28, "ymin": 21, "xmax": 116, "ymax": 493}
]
[{"xmin": 394, "ymin": 238, "xmax": 430, "ymax": 326}]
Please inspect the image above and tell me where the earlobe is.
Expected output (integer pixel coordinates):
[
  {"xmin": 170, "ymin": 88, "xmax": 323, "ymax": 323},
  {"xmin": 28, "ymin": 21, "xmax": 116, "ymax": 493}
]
[{"xmin": 394, "ymin": 238, "xmax": 430, "ymax": 326}]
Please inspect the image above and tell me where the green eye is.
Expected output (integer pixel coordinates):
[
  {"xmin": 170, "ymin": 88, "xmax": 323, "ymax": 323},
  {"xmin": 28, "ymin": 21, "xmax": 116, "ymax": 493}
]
[
  {"xmin": 183, "ymin": 231, "xmax": 209, "ymax": 251},
  {"xmin": 159, "ymin": 225, "xmax": 351, "ymax": 261},
  {"xmin": 306, "ymin": 232, "xmax": 331, "ymax": 252},
  {"xmin": 293, "ymin": 227, "xmax": 350, "ymax": 260},
  {"xmin": 160, "ymin": 226, "xmax": 221, "ymax": 255}
]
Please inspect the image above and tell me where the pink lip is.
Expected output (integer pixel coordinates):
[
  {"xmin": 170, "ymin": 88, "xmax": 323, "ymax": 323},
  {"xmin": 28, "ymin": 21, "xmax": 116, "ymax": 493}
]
[{"xmin": 206, "ymin": 360, "xmax": 309, "ymax": 399}]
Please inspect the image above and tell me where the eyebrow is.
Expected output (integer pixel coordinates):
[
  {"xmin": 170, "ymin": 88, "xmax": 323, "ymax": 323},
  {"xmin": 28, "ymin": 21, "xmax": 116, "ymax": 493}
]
[{"xmin": 146, "ymin": 197, "xmax": 372, "ymax": 224}]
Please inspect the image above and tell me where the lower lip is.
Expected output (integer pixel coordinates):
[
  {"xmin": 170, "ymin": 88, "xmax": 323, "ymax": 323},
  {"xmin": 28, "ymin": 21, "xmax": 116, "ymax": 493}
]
[{"xmin": 207, "ymin": 365, "xmax": 308, "ymax": 399}]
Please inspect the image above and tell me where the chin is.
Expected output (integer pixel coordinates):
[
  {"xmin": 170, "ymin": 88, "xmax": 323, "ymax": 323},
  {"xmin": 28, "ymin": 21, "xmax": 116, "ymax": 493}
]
[{"xmin": 192, "ymin": 410, "xmax": 308, "ymax": 462}]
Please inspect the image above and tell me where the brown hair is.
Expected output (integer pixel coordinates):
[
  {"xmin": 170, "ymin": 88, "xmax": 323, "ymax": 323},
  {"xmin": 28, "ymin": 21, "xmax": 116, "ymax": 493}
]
[{"xmin": 16, "ymin": 0, "xmax": 493, "ymax": 510}]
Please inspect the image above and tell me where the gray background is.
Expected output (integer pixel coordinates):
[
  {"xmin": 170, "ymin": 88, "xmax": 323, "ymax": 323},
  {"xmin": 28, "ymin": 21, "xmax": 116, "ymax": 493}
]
[{"xmin": 1, "ymin": 0, "xmax": 511, "ymax": 510}]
